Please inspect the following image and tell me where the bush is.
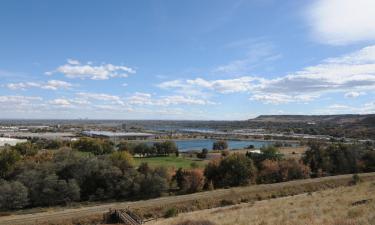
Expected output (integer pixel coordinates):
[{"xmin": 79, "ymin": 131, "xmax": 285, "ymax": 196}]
[
  {"xmin": 174, "ymin": 169, "xmax": 205, "ymax": 193},
  {"xmin": 164, "ymin": 207, "xmax": 178, "ymax": 218},
  {"xmin": 12, "ymin": 142, "xmax": 38, "ymax": 156},
  {"xmin": 303, "ymin": 142, "xmax": 363, "ymax": 176},
  {"xmin": 110, "ymin": 151, "xmax": 134, "ymax": 171},
  {"xmin": 197, "ymin": 148, "xmax": 208, "ymax": 159},
  {"xmin": 204, "ymin": 154, "xmax": 257, "ymax": 188},
  {"xmin": 0, "ymin": 180, "xmax": 29, "ymax": 210},
  {"xmin": 350, "ymin": 174, "xmax": 361, "ymax": 185},
  {"xmin": 361, "ymin": 151, "xmax": 375, "ymax": 172},
  {"xmin": 221, "ymin": 150, "xmax": 230, "ymax": 157},
  {"xmin": 257, "ymin": 159, "xmax": 310, "ymax": 184},
  {"xmin": 72, "ymin": 138, "xmax": 114, "ymax": 155},
  {"xmin": 0, "ymin": 148, "xmax": 21, "ymax": 178},
  {"xmin": 212, "ymin": 140, "xmax": 228, "ymax": 150},
  {"xmin": 246, "ymin": 146, "xmax": 282, "ymax": 168}
]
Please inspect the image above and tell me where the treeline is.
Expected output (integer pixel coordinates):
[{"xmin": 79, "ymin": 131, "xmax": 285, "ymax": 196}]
[
  {"xmin": 0, "ymin": 148, "xmax": 169, "ymax": 210},
  {"xmin": 4, "ymin": 137, "xmax": 179, "ymax": 157},
  {"xmin": 303, "ymin": 141, "xmax": 375, "ymax": 176},
  {"xmin": 74, "ymin": 138, "xmax": 178, "ymax": 156},
  {"xmin": 0, "ymin": 140, "xmax": 374, "ymax": 211}
]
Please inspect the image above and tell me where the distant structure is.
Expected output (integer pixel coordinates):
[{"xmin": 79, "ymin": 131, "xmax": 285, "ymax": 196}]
[
  {"xmin": 0, "ymin": 137, "xmax": 27, "ymax": 147},
  {"xmin": 82, "ymin": 130, "xmax": 155, "ymax": 141}
]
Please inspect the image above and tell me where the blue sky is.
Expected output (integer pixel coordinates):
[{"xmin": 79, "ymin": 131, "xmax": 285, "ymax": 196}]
[{"xmin": 1, "ymin": 0, "xmax": 375, "ymax": 119}]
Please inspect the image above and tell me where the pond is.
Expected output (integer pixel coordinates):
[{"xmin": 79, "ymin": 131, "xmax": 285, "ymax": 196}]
[{"xmin": 171, "ymin": 139, "xmax": 280, "ymax": 152}]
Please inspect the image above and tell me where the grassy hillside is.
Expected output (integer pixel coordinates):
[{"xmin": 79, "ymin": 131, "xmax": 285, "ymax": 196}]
[
  {"xmin": 150, "ymin": 180, "xmax": 375, "ymax": 225},
  {"xmin": 1, "ymin": 173, "xmax": 374, "ymax": 225}
]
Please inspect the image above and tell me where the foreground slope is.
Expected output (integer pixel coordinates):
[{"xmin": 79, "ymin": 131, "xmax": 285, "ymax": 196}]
[
  {"xmin": 150, "ymin": 181, "xmax": 375, "ymax": 225},
  {"xmin": 0, "ymin": 173, "xmax": 374, "ymax": 225}
]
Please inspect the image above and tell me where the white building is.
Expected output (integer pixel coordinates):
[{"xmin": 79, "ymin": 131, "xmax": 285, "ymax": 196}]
[{"xmin": 0, "ymin": 137, "xmax": 27, "ymax": 147}]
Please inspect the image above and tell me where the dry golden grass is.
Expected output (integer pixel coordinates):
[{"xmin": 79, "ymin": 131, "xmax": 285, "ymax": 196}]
[{"xmin": 148, "ymin": 181, "xmax": 375, "ymax": 225}]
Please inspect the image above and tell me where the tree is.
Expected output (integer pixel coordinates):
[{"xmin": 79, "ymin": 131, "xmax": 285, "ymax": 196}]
[
  {"xmin": 197, "ymin": 148, "xmax": 208, "ymax": 159},
  {"xmin": 0, "ymin": 148, "xmax": 21, "ymax": 178},
  {"xmin": 246, "ymin": 146, "xmax": 282, "ymax": 168},
  {"xmin": 361, "ymin": 151, "xmax": 375, "ymax": 172},
  {"xmin": 117, "ymin": 141, "xmax": 134, "ymax": 153},
  {"xmin": 139, "ymin": 173, "xmax": 168, "ymax": 198},
  {"xmin": 134, "ymin": 143, "xmax": 152, "ymax": 157},
  {"xmin": 72, "ymin": 138, "xmax": 114, "ymax": 155},
  {"xmin": 12, "ymin": 142, "xmax": 38, "ymax": 156},
  {"xmin": 174, "ymin": 169, "xmax": 204, "ymax": 193},
  {"xmin": 153, "ymin": 141, "xmax": 178, "ymax": 156},
  {"xmin": 204, "ymin": 154, "xmax": 257, "ymax": 188},
  {"xmin": 212, "ymin": 140, "xmax": 228, "ymax": 151},
  {"xmin": 278, "ymin": 159, "xmax": 310, "ymax": 181},
  {"xmin": 257, "ymin": 159, "xmax": 281, "ymax": 184},
  {"xmin": 110, "ymin": 151, "xmax": 135, "ymax": 171},
  {"xmin": 0, "ymin": 180, "xmax": 29, "ymax": 210},
  {"xmin": 257, "ymin": 159, "xmax": 310, "ymax": 184},
  {"xmin": 303, "ymin": 142, "xmax": 361, "ymax": 176}
]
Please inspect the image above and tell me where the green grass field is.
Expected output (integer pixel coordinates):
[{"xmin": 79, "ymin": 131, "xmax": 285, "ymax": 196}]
[{"xmin": 134, "ymin": 156, "xmax": 206, "ymax": 169}]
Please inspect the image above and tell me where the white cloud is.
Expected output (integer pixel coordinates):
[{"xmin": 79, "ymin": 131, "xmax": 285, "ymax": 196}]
[
  {"xmin": 0, "ymin": 95, "xmax": 42, "ymax": 104},
  {"xmin": 0, "ymin": 95, "xmax": 44, "ymax": 114},
  {"xmin": 49, "ymin": 98, "xmax": 72, "ymax": 107},
  {"xmin": 187, "ymin": 77, "xmax": 259, "ymax": 93},
  {"xmin": 127, "ymin": 92, "xmax": 215, "ymax": 106},
  {"xmin": 7, "ymin": 80, "xmax": 72, "ymax": 90},
  {"xmin": 76, "ymin": 92, "xmax": 125, "ymax": 105},
  {"xmin": 319, "ymin": 102, "xmax": 375, "ymax": 114},
  {"xmin": 67, "ymin": 59, "xmax": 80, "ymax": 65},
  {"xmin": 344, "ymin": 91, "xmax": 365, "ymax": 98},
  {"xmin": 46, "ymin": 59, "xmax": 136, "ymax": 80},
  {"xmin": 307, "ymin": 0, "xmax": 375, "ymax": 45},
  {"xmin": 159, "ymin": 77, "xmax": 260, "ymax": 94},
  {"xmin": 250, "ymin": 93, "xmax": 319, "ymax": 104},
  {"xmin": 159, "ymin": 45, "xmax": 375, "ymax": 104}
]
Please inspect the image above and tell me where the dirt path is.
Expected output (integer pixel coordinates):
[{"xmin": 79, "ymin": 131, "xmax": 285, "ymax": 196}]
[{"xmin": 1, "ymin": 172, "xmax": 374, "ymax": 225}]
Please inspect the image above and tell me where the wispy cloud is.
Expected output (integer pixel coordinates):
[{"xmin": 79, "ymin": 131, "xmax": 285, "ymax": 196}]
[
  {"xmin": 160, "ymin": 45, "xmax": 375, "ymax": 104},
  {"xmin": 127, "ymin": 92, "xmax": 215, "ymax": 106},
  {"xmin": 7, "ymin": 80, "xmax": 73, "ymax": 90},
  {"xmin": 214, "ymin": 39, "xmax": 282, "ymax": 75},
  {"xmin": 46, "ymin": 59, "xmax": 136, "ymax": 80}
]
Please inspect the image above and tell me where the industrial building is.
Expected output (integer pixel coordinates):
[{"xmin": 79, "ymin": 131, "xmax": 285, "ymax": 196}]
[
  {"xmin": 0, "ymin": 137, "xmax": 27, "ymax": 147},
  {"xmin": 82, "ymin": 130, "xmax": 155, "ymax": 140}
]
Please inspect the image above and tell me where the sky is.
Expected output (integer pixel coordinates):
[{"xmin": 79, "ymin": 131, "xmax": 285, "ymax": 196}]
[{"xmin": 1, "ymin": 0, "xmax": 375, "ymax": 120}]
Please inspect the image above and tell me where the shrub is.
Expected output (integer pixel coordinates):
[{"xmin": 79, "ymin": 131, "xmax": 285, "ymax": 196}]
[
  {"xmin": 361, "ymin": 151, "xmax": 375, "ymax": 172},
  {"xmin": 246, "ymin": 146, "xmax": 282, "ymax": 168},
  {"xmin": 197, "ymin": 148, "xmax": 208, "ymax": 159},
  {"xmin": 190, "ymin": 162, "xmax": 199, "ymax": 168},
  {"xmin": 0, "ymin": 180, "xmax": 29, "ymax": 210},
  {"xmin": 204, "ymin": 154, "xmax": 257, "ymax": 188},
  {"xmin": 350, "ymin": 174, "xmax": 361, "ymax": 185},
  {"xmin": 174, "ymin": 169, "xmax": 204, "ymax": 193},
  {"xmin": 257, "ymin": 159, "xmax": 310, "ymax": 184},
  {"xmin": 212, "ymin": 140, "xmax": 228, "ymax": 150},
  {"xmin": 164, "ymin": 207, "xmax": 178, "ymax": 218},
  {"xmin": 72, "ymin": 138, "xmax": 114, "ymax": 155},
  {"xmin": 221, "ymin": 150, "xmax": 230, "ymax": 157},
  {"xmin": 110, "ymin": 151, "xmax": 134, "ymax": 171},
  {"xmin": 12, "ymin": 141, "xmax": 38, "ymax": 156},
  {"xmin": 0, "ymin": 148, "xmax": 21, "ymax": 178}
]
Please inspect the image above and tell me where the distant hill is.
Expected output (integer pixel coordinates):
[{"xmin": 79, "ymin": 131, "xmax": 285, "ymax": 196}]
[{"xmin": 251, "ymin": 114, "xmax": 375, "ymax": 124}]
